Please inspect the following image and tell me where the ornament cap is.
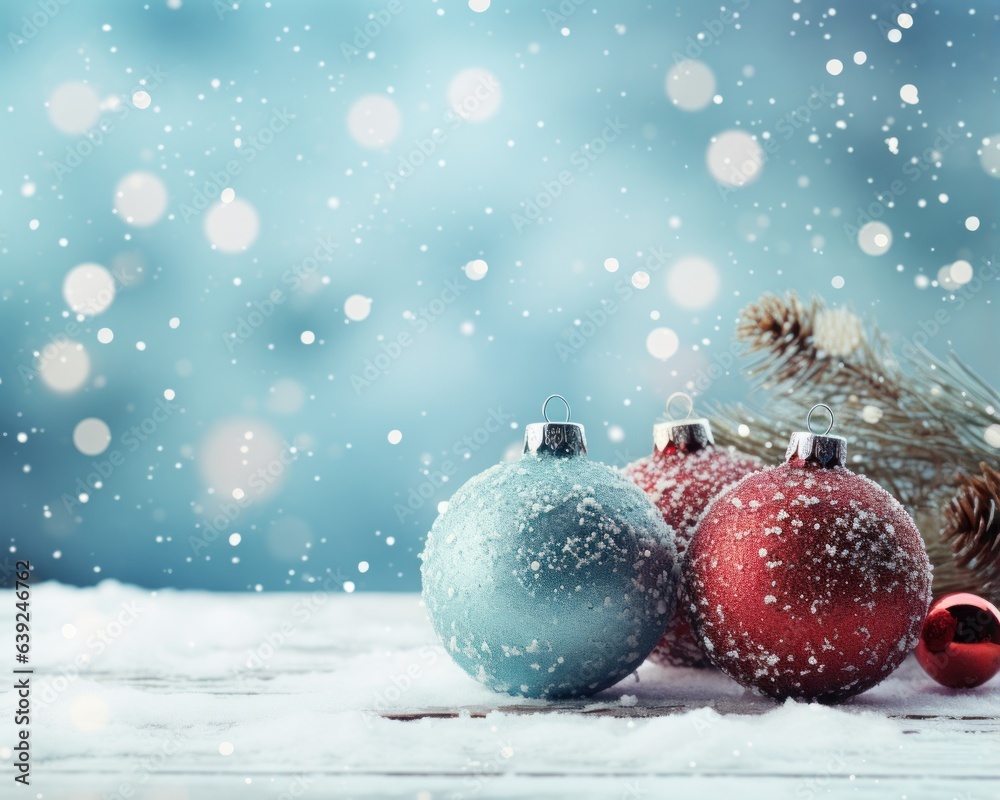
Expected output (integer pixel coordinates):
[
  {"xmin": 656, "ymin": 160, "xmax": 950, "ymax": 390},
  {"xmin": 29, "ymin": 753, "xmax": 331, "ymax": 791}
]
[
  {"xmin": 523, "ymin": 395, "xmax": 587, "ymax": 457},
  {"xmin": 652, "ymin": 392, "xmax": 714, "ymax": 455},
  {"xmin": 785, "ymin": 404, "xmax": 847, "ymax": 468},
  {"xmin": 653, "ymin": 419, "xmax": 714, "ymax": 455}
]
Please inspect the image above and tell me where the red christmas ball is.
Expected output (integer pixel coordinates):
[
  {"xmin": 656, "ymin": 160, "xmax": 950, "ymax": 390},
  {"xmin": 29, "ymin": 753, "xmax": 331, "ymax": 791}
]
[
  {"xmin": 623, "ymin": 411, "xmax": 759, "ymax": 667},
  {"xmin": 915, "ymin": 592, "xmax": 1000, "ymax": 689},
  {"xmin": 684, "ymin": 425, "xmax": 932, "ymax": 702}
]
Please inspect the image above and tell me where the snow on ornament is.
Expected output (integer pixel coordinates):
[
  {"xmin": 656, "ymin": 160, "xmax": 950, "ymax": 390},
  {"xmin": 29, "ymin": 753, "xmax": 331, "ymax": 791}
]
[
  {"xmin": 622, "ymin": 393, "xmax": 760, "ymax": 668},
  {"xmin": 421, "ymin": 395, "xmax": 678, "ymax": 699},
  {"xmin": 683, "ymin": 404, "xmax": 932, "ymax": 702}
]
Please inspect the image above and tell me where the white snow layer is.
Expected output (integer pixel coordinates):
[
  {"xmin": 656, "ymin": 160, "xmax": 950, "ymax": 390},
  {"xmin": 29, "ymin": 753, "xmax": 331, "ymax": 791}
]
[{"xmin": 1, "ymin": 581, "xmax": 998, "ymax": 798}]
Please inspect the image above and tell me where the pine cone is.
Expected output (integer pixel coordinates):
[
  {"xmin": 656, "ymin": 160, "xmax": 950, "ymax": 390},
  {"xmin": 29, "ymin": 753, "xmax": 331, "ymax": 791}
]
[
  {"xmin": 943, "ymin": 462, "xmax": 1000, "ymax": 592},
  {"xmin": 737, "ymin": 292, "xmax": 819, "ymax": 385},
  {"xmin": 813, "ymin": 307, "xmax": 865, "ymax": 359},
  {"xmin": 738, "ymin": 291, "xmax": 813, "ymax": 357}
]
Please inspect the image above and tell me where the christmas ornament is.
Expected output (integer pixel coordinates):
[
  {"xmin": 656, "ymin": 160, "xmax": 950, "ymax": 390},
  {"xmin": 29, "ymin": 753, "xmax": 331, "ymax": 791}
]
[
  {"xmin": 622, "ymin": 392, "xmax": 760, "ymax": 667},
  {"xmin": 915, "ymin": 592, "xmax": 1000, "ymax": 689},
  {"xmin": 684, "ymin": 404, "xmax": 933, "ymax": 703},
  {"xmin": 421, "ymin": 395, "xmax": 678, "ymax": 699},
  {"xmin": 712, "ymin": 290, "xmax": 1000, "ymax": 603}
]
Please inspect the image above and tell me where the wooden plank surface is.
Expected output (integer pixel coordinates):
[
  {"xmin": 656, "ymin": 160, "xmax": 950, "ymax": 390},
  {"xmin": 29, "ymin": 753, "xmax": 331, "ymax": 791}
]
[{"xmin": 2, "ymin": 584, "xmax": 998, "ymax": 799}]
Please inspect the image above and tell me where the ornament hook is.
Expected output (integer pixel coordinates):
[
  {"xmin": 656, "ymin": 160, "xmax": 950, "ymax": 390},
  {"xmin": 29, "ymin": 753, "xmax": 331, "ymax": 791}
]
[
  {"xmin": 806, "ymin": 403, "xmax": 835, "ymax": 436},
  {"xmin": 542, "ymin": 394, "xmax": 571, "ymax": 423},
  {"xmin": 665, "ymin": 391, "xmax": 694, "ymax": 421}
]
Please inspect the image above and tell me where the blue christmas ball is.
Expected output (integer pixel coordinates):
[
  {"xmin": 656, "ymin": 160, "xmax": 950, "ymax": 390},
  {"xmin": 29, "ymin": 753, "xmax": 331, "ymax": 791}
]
[{"xmin": 420, "ymin": 424, "xmax": 677, "ymax": 699}]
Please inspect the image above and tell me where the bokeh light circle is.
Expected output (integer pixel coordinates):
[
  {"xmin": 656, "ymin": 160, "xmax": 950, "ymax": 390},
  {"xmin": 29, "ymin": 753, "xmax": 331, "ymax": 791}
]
[
  {"xmin": 448, "ymin": 68, "xmax": 502, "ymax": 122},
  {"xmin": 900, "ymin": 84, "xmax": 919, "ymax": 105},
  {"xmin": 38, "ymin": 340, "xmax": 90, "ymax": 393},
  {"xmin": 465, "ymin": 259, "xmax": 489, "ymax": 280},
  {"xmin": 204, "ymin": 198, "xmax": 260, "ymax": 252},
  {"xmin": 48, "ymin": 81, "xmax": 100, "ymax": 133},
  {"xmin": 667, "ymin": 256, "xmax": 720, "ymax": 309},
  {"xmin": 646, "ymin": 327, "xmax": 679, "ymax": 360},
  {"xmin": 344, "ymin": 294, "xmax": 372, "ymax": 321},
  {"xmin": 63, "ymin": 263, "xmax": 116, "ymax": 316},
  {"xmin": 857, "ymin": 221, "xmax": 893, "ymax": 256},
  {"xmin": 665, "ymin": 60, "xmax": 716, "ymax": 111},
  {"xmin": 198, "ymin": 418, "xmax": 289, "ymax": 501},
  {"xmin": 266, "ymin": 378, "xmax": 306, "ymax": 415},
  {"xmin": 950, "ymin": 259, "xmax": 974, "ymax": 285},
  {"xmin": 981, "ymin": 135, "xmax": 1000, "ymax": 179},
  {"xmin": 73, "ymin": 418, "xmax": 112, "ymax": 456},
  {"xmin": 347, "ymin": 94, "xmax": 401, "ymax": 148},
  {"xmin": 707, "ymin": 130, "xmax": 765, "ymax": 188},
  {"xmin": 114, "ymin": 171, "xmax": 168, "ymax": 227}
]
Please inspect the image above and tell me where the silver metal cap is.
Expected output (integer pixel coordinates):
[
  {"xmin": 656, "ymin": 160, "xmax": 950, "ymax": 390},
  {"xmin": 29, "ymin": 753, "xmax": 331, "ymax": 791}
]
[
  {"xmin": 784, "ymin": 403, "xmax": 847, "ymax": 468},
  {"xmin": 653, "ymin": 418, "xmax": 714, "ymax": 455},
  {"xmin": 785, "ymin": 431, "xmax": 847, "ymax": 468},
  {"xmin": 523, "ymin": 394, "xmax": 587, "ymax": 458},
  {"xmin": 523, "ymin": 422, "xmax": 587, "ymax": 457},
  {"xmin": 651, "ymin": 392, "xmax": 714, "ymax": 455}
]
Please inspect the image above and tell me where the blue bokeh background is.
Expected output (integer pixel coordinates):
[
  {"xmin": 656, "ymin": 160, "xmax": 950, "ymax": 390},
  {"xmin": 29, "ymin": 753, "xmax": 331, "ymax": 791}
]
[{"xmin": 0, "ymin": 0, "xmax": 996, "ymax": 591}]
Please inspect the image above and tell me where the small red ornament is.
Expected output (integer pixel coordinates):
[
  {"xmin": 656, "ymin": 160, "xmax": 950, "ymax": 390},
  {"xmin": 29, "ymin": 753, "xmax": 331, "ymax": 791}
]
[
  {"xmin": 684, "ymin": 404, "xmax": 933, "ymax": 702},
  {"xmin": 622, "ymin": 393, "xmax": 760, "ymax": 667},
  {"xmin": 915, "ymin": 592, "xmax": 1000, "ymax": 688}
]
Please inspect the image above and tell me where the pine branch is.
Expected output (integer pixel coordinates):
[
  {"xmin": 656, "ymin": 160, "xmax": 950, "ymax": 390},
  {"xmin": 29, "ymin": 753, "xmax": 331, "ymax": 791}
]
[
  {"xmin": 710, "ymin": 399, "xmax": 944, "ymax": 509},
  {"xmin": 732, "ymin": 292, "xmax": 989, "ymax": 471},
  {"xmin": 739, "ymin": 292, "xmax": 905, "ymax": 401},
  {"xmin": 908, "ymin": 347, "xmax": 1000, "ymax": 459}
]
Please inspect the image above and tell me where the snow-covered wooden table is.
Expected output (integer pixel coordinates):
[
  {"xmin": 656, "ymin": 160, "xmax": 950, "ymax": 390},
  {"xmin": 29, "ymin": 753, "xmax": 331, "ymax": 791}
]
[{"xmin": 4, "ymin": 582, "xmax": 999, "ymax": 798}]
